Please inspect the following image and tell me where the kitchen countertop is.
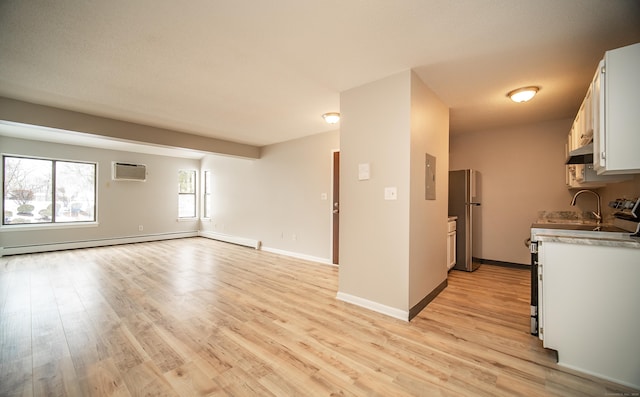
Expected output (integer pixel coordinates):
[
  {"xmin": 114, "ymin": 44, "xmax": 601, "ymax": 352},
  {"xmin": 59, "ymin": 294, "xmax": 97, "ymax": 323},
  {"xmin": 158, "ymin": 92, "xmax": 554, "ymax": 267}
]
[
  {"xmin": 448, "ymin": 216, "xmax": 457, "ymax": 222},
  {"xmin": 534, "ymin": 233, "xmax": 640, "ymax": 249},
  {"xmin": 531, "ymin": 219, "xmax": 640, "ymax": 249}
]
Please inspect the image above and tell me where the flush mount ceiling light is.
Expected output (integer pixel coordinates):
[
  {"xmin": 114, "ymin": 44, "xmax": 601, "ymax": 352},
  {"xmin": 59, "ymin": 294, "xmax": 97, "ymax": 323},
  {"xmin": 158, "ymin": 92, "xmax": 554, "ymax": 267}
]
[
  {"xmin": 507, "ymin": 86, "xmax": 540, "ymax": 103},
  {"xmin": 322, "ymin": 112, "xmax": 340, "ymax": 124}
]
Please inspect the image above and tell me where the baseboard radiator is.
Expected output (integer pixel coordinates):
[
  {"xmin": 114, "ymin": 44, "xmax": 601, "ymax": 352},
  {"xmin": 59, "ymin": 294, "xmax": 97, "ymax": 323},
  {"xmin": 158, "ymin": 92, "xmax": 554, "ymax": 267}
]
[
  {"xmin": 0, "ymin": 231, "xmax": 198, "ymax": 257},
  {"xmin": 198, "ymin": 231, "xmax": 261, "ymax": 249}
]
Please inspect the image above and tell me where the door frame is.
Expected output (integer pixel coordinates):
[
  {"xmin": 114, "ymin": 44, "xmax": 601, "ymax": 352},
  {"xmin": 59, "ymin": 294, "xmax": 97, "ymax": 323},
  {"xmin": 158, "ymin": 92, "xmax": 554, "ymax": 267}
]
[{"xmin": 331, "ymin": 149, "xmax": 340, "ymax": 265}]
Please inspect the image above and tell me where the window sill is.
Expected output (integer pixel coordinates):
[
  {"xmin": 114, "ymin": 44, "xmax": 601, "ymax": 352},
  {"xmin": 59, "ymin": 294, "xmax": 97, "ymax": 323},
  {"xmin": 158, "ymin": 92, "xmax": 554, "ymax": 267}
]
[
  {"xmin": 177, "ymin": 217, "xmax": 198, "ymax": 222},
  {"xmin": 0, "ymin": 221, "xmax": 99, "ymax": 232}
]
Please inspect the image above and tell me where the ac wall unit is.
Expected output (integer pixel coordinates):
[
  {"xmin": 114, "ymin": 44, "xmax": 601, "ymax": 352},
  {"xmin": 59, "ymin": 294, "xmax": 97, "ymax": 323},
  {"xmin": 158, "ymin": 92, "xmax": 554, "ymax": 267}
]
[{"xmin": 112, "ymin": 162, "xmax": 147, "ymax": 181}]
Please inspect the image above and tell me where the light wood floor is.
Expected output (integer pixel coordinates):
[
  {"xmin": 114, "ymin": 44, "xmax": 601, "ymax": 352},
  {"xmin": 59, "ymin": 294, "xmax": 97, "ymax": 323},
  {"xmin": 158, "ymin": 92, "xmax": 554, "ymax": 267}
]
[{"xmin": 1, "ymin": 238, "xmax": 636, "ymax": 396}]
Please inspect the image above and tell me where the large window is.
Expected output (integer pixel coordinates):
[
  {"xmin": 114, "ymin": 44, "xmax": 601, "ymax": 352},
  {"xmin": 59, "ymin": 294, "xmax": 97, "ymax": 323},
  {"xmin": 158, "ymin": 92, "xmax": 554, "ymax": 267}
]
[
  {"xmin": 3, "ymin": 156, "xmax": 96, "ymax": 225},
  {"xmin": 178, "ymin": 169, "xmax": 196, "ymax": 218}
]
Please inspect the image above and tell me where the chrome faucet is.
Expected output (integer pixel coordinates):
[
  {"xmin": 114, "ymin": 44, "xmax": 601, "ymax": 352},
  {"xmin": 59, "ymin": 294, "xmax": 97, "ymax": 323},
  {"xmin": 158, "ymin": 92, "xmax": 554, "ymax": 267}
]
[{"xmin": 570, "ymin": 189, "xmax": 602, "ymax": 224}]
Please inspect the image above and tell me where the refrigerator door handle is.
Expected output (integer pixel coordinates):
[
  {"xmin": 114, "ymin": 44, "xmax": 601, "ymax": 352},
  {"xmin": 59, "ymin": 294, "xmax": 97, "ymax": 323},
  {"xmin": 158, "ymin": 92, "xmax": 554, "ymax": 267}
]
[{"xmin": 467, "ymin": 202, "xmax": 481, "ymax": 206}]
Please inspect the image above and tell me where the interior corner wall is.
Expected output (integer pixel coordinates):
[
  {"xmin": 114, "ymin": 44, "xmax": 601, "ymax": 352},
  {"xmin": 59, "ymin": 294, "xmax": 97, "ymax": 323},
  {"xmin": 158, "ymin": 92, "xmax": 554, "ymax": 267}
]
[
  {"xmin": 199, "ymin": 130, "xmax": 339, "ymax": 262},
  {"xmin": 449, "ymin": 119, "xmax": 572, "ymax": 265},
  {"xmin": 443, "ymin": 117, "xmax": 640, "ymax": 267},
  {"xmin": 338, "ymin": 70, "xmax": 412, "ymax": 313},
  {"xmin": 408, "ymin": 72, "xmax": 449, "ymax": 308},
  {"xmin": 0, "ymin": 136, "xmax": 200, "ymax": 251}
]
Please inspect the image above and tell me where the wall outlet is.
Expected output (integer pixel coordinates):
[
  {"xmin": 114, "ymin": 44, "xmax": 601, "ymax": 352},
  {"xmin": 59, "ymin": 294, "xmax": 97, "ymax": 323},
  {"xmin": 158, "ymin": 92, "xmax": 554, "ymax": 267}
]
[{"xmin": 138, "ymin": 225, "xmax": 143, "ymax": 231}]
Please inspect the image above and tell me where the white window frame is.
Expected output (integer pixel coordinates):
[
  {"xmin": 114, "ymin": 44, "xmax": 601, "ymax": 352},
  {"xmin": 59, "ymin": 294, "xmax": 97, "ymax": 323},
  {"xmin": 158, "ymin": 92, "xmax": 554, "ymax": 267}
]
[
  {"xmin": 2, "ymin": 154, "xmax": 98, "ymax": 228},
  {"xmin": 178, "ymin": 169, "xmax": 197, "ymax": 219},
  {"xmin": 202, "ymin": 170, "xmax": 212, "ymax": 219}
]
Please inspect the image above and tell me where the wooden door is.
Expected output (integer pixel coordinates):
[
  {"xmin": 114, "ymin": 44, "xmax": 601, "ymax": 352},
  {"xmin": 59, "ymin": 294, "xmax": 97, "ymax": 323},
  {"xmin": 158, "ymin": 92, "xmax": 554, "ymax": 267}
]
[{"xmin": 332, "ymin": 151, "xmax": 340, "ymax": 264}]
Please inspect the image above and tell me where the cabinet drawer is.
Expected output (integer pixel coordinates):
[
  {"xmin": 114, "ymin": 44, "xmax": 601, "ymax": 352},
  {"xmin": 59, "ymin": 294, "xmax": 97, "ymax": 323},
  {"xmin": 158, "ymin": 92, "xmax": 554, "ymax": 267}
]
[{"xmin": 447, "ymin": 220, "xmax": 456, "ymax": 233}]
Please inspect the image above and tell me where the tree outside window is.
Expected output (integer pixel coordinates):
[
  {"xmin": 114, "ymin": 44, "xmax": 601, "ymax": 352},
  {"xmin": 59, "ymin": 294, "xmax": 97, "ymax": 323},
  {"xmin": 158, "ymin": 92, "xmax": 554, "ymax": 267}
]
[
  {"xmin": 178, "ymin": 170, "xmax": 196, "ymax": 218},
  {"xmin": 3, "ymin": 156, "xmax": 96, "ymax": 225}
]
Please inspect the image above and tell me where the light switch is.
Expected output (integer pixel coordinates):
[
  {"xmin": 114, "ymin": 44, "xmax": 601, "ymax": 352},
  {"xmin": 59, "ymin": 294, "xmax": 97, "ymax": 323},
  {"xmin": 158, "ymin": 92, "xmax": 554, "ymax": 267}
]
[
  {"xmin": 320, "ymin": 193, "xmax": 328, "ymax": 200},
  {"xmin": 358, "ymin": 163, "xmax": 370, "ymax": 180},
  {"xmin": 384, "ymin": 187, "xmax": 397, "ymax": 200}
]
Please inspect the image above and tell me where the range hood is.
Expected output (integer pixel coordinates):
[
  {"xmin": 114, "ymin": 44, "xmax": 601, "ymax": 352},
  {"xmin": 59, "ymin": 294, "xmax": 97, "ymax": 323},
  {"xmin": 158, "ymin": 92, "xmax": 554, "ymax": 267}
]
[{"xmin": 566, "ymin": 143, "xmax": 594, "ymax": 164}]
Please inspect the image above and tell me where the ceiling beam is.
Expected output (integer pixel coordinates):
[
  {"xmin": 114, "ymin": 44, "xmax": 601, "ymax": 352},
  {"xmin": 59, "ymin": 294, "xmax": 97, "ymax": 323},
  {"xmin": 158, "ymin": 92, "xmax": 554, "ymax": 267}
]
[{"xmin": 0, "ymin": 97, "xmax": 260, "ymax": 159}]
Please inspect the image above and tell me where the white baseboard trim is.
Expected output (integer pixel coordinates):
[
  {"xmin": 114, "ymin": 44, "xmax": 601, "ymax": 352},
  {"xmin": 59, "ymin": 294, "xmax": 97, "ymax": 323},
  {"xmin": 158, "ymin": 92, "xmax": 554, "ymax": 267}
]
[
  {"xmin": 0, "ymin": 231, "xmax": 333, "ymax": 269},
  {"xmin": 336, "ymin": 291, "xmax": 409, "ymax": 321},
  {"xmin": 198, "ymin": 231, "xmax": 261, "ymax": 249},
  {"xmin": 260, "ymin": 246, "xmax": 333, "ymax": 266},
  {"xmin": 556, "ymin": 362, "xmax": 640, "ymax": 390},
  {"xmin": 198, "ymin": 232, "xmax": 332, "ymax": 266},
  {"xmin": 0, "ymin": 231, "xmax": 198, "ymax": 257}
]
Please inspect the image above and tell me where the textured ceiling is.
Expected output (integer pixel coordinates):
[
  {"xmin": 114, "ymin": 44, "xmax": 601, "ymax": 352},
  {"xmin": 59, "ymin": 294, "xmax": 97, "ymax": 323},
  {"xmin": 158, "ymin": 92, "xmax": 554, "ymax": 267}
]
[{"xmin": 1, "ymin": 0, "xmax": 639, "ymax": 147}]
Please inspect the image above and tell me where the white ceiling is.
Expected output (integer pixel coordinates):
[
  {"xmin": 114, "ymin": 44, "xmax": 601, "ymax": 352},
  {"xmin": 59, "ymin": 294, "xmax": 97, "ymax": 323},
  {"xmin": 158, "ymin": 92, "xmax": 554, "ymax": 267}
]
[{"xmin": 1, "ymin": 0, "xmax": 639, "ymax": 148}]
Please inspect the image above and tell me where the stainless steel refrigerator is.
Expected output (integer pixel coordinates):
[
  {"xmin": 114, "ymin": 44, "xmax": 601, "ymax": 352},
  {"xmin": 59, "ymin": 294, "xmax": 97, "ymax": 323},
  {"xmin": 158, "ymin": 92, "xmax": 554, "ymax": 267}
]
[{"xmin": 448, "ymin": 169, "xmax": 481, "ymax": 272}]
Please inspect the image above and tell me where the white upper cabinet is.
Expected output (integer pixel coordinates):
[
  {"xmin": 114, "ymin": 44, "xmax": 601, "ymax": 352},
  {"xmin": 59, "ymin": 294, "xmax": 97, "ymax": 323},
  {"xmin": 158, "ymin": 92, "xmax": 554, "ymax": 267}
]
[
  {"xmin": 568, "ymin": 83, "xmax": 593, "ymax": 153},
  {"xmin": 593, "ymin": 42, "xmax": 640, "ymax": 175},
  {"xmin": 566, "ymin": 163, "xmax": 631, "ymax": 189}
]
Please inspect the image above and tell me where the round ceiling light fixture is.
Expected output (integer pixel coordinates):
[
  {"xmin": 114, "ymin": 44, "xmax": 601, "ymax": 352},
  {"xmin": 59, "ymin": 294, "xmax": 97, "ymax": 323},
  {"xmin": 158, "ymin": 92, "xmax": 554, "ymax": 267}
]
[
  {"xmin": 507, "ymin": 86, "xmax": 540, "ymax": 103},
  {"xmin": 322, "ymin": 112, "xmax": 340, "ymax": 124}
]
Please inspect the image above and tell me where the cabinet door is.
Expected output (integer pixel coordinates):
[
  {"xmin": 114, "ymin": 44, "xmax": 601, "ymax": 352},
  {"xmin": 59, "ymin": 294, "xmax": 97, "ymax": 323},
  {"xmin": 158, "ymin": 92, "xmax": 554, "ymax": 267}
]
[
  {"xmin": 447, "ymin": 230, "xmax": 456, "ymax": 270},
  {"xmin": 593, "ymin": 60, "xmax": 605, "ymax": 172},
  {"xmin": 581, "ymin": 84, "xmax": 593, "ymax": 144},
  {"xmin": 594, "ymin": 43, "xmax": 640, "ymax": 174},
  {"xmin": 570, "ymin": 119, "xmax": 579, "ymax": 151},
  {"xmin": 570, "ymin": 163, "xmax": 631, "ymax": 187},
  {"xmin": 539, "ymin": 241, "xmax": 640, "ymax": 387}
]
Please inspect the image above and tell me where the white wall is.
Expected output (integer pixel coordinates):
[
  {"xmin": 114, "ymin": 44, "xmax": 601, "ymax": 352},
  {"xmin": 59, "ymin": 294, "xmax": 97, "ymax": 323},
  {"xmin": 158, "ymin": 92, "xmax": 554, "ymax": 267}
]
[
  {"xmin": 200, "ymin": 130, "xmax": 339, "ymax": 262},
  {"xmin": 408, "ymin": 71, "xmax": 449, "ymax": 308},
  {"xmin": 339, "ymin": 71, "xmax": 412, "ymax": 313},
  {"xmin": 599, "ymin": 175, "xmax": 640, "ymax": 215},
  {"xmin": 0, "ymin": 136, "xmax": 200, "ymax": 252},
  {"xmin": 450, "ymin": 118, "xmax": 640, "ymax": 265},
  {"xmin": 1, "ymin": 129, "xmax": 341, "ymax": 260},
  {"xmin": 449, "ymin": 119, "xmax": 571, "ymax": 265},
  {"xmin": 338, "ymin": 70, "xmax": 449, "ymax": 319}
]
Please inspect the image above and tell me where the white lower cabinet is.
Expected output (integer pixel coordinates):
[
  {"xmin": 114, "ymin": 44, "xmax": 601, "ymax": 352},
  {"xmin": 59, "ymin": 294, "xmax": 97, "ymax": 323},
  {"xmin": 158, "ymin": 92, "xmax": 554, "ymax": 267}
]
[
  {"xmin": 447, "ymin": 219, "xmax": 456, "ymax": 270},
  {"xmin": 538, "ymin": 240, "xmax": 640, "ymax": 389}
]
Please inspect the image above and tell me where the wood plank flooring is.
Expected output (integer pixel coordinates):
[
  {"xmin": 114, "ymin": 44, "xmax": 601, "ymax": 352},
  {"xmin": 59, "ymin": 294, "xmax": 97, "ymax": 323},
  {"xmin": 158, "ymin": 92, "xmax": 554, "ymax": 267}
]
[{"xmin": 1, "ymin": 237, "xmax": 637, "ymax": 396}]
